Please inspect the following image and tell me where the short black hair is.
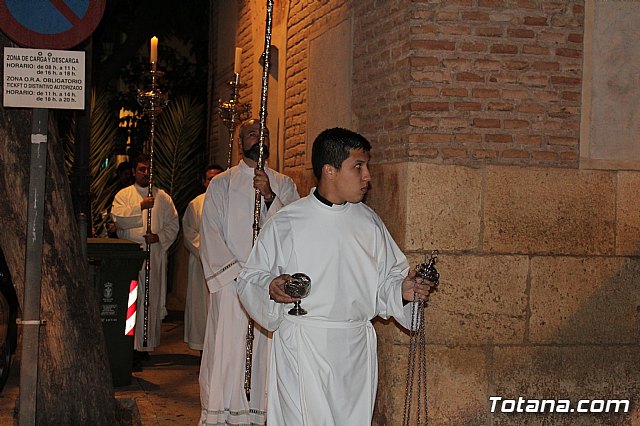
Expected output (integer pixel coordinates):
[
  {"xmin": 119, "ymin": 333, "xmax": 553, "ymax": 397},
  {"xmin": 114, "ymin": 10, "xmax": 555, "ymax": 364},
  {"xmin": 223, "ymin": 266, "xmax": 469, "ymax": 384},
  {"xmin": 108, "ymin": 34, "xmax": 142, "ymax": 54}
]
[
  {"xmin": 203, "ymin": 163, "xmax": 224, "ymax": 179},
  {"xmin": 311, "ymin": 128, "xmax": 371, "ymax": 179}
]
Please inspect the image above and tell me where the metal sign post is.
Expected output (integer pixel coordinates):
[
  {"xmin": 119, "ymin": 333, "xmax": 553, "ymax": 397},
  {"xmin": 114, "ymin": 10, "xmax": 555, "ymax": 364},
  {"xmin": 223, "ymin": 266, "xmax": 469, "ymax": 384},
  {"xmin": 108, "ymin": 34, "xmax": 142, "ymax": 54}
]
[{"xmin": 17, "ymin": 108, "xmax": 49, "ymax": 426}]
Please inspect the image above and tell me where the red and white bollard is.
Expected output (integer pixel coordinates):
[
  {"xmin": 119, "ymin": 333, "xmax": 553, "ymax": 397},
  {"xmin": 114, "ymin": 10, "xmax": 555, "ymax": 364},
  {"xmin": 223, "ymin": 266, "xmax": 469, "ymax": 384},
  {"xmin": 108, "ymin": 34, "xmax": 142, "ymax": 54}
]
[{"xmin": 125, "ymin": 279, "xmax": 138, "ymax": 336}]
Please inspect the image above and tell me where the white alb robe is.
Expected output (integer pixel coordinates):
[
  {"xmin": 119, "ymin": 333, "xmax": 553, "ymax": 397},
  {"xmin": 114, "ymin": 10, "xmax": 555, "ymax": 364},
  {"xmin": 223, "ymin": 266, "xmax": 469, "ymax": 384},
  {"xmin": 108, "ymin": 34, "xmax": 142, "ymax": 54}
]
[
  {"xmin": 111, "ymin": 184, "xmax": 179, "ymax": 352},
  {"xmin": 199, "ymin": 161, "xmax": 299, "ymax": 425},
  {"xmin": 237, "ymin": 191, "xmax": 415, "ymax": 426},
  {"xmin": 182, "ymin": 193, "xmax": 208, "ymax": 350}
]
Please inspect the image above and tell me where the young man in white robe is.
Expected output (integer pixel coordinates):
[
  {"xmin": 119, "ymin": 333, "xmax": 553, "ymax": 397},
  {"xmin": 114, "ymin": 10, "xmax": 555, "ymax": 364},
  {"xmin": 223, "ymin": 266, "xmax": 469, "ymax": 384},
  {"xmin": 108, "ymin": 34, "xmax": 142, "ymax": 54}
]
[
  {"xmin": 183, "ymin": 164, "xmax": 223, "ymax": 352},
  {"xmin": 199, "ymin": 119, "xmax": 299, "ymax": 425},
  {"xmin": 111, "ymin": 153, "xmax": 179, "ymax": 354},
  {"xmin": 237, "ymin": 128, "xmax": 436, "ymax": 425}
]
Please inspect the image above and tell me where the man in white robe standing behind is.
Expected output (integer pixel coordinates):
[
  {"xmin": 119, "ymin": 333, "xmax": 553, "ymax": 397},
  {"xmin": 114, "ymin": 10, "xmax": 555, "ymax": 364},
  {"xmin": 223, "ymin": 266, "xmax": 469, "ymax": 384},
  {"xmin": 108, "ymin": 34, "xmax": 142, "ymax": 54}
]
[
  {"xmin": 183, "ymin": 163, "xmax": 223, "ymax": 352},
  {"xmin": 111, "ymin": 153, "xmax": 179, "ymax": 354},
  {"xmin": 237, "ymin": 128, "xmax": 436, "ymax": 425},
  {"xmin": 199, "ymin": 119, "xmax": 299, "ymax": 425}
]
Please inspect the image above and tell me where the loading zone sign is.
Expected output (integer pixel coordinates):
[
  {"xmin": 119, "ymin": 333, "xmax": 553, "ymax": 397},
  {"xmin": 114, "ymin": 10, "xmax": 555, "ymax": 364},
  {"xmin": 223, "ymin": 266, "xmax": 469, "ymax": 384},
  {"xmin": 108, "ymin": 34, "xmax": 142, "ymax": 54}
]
[{"xmin": 3, "ymin": 47, "xmax": 85, "ymax": 109}]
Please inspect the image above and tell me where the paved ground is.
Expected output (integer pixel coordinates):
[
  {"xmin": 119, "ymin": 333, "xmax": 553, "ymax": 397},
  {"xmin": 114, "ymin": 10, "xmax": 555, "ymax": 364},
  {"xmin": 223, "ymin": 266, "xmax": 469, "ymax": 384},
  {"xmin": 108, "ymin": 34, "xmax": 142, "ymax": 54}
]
[{"xmin": 0, "ymin": 308, "xmax": 201, "ymax": 425}]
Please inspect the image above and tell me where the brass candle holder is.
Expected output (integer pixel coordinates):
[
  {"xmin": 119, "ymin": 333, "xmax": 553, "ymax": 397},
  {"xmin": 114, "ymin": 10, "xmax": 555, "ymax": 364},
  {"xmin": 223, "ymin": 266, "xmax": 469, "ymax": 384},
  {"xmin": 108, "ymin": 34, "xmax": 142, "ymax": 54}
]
[
  {"xmin": 217, "ymin": 73, "xmax": 250, "ymax": 169},
  {"xmin": 136, "ymin": 64, "xmax": 168, "ymax": 348}
]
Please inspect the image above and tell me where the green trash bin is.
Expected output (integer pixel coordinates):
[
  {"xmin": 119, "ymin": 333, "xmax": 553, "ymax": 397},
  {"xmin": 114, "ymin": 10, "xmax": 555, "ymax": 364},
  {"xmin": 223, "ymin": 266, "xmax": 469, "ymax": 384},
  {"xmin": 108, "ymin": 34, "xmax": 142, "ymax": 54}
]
[{"xmin": 87, "ymin": 238, "xmax": 145, "ymax": 387}]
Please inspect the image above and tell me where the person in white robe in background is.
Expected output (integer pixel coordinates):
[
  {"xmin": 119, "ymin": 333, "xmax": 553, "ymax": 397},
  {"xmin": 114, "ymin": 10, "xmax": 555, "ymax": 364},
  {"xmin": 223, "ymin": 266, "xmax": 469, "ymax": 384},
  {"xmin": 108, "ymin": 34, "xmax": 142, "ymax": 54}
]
[
  {"xmin": 111, "ymin": 153, "xmax": 179, "ymax": 353},
  {"xmin": 237, "ymin": 128, "xmax": 436, "ymax": 426},
  {"xmin": 183, "ymin": 164, "xmax": 223, "ymax": 352},
  {"xmin": 199, "ymin": 119, "xmax": 299, "ymax": 425}
]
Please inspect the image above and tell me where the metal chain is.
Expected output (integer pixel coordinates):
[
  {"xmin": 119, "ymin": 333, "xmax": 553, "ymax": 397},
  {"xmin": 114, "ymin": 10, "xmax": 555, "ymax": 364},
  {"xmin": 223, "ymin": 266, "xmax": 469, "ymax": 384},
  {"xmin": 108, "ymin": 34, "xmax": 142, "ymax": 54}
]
[
  {"xmin": 416, "ymin": 300, "xmax": 424, "ymax": 426},
  {"xmin": 402, "ymin": 294, "xmax": 428, "ymax": 426},
  {"xmin": 404, "ymin": 298, "xmax": 428, "ymax": 426},
  {"xmin": 419, "ymin": 300, "xmax": 428, "ymax": 424},
  {"xmin": 403, "ymin": 251, "xmax": 439, "ymax": 426},
  {"xmin": 402, "ymin": 296, "xmax": 419, "ymax": 425}
]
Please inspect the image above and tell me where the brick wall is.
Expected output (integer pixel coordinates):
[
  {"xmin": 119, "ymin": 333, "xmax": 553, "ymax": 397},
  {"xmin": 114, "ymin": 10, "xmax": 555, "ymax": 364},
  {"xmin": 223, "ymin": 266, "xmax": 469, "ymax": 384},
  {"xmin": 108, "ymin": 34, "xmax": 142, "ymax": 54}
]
[
  {"xmin": 352, "ymin": 0, "xmax": 415, "ymax": 163},
  {"xmin": 355, "ymin": 0, "xmax": 584, "ymax": 168},
  {"xmin": 278, "ymin": 0, "xmax": 416, "ymax": 168},
  {"xmin": 283, "ymin": 0, "xmax": 352, "ymax": 172},
  {"xmin": 284, "ymin": 0, "xmax": 585, "ymax": 173},
  {"xmin": 222, "ymin": 0, "xmax": 585, "ymax": 173}
]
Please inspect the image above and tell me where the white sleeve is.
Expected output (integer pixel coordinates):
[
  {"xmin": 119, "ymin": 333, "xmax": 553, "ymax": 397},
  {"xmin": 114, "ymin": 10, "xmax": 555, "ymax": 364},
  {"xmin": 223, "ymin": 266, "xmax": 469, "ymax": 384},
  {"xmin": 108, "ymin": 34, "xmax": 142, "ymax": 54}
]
[
  {"xmin": 264, "ymin": 176, "xmax": 299, "ymax": 221},
  {"xmin": 374, "ymin": 219, "xmax": 413, "ymax": 330},
  {"xmin": 237, "ymin": 219, "xmax": 287, "ymax": 331},
  {"xmin": 111, "ymin": 189, "xmax": 143, "ymax": 230},
  {"xmin": 200, "ymin": 181, "xmax": 242, "ymax": 293},
  {"xmin": 182, "ymin": 200, "xmax": 200, "ymax": 257},
  {"xmin": 157, "ymin": 192, "xmax": 179, "ymax": 252}
]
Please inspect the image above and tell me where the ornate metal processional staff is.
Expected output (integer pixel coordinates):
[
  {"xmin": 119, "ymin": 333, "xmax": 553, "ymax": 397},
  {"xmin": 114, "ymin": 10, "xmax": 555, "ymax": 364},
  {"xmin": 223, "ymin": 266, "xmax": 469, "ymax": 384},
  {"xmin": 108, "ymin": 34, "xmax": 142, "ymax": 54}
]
[
  {"xmin": 244, "ymin": 0, "xmax": 274, "ymax": 403},
  {"xmin": 136, "ymin": 46, "xmax": 168, "ymax": 348},
  {"xmin": 403, "ymin": 250, "xmax": 440, "ymax": 426}
]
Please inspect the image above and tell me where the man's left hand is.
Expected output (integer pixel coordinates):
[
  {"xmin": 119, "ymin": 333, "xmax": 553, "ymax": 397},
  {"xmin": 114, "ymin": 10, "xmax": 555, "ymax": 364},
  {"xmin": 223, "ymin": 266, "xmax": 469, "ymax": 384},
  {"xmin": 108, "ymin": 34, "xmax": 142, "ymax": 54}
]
[
  {"xmin": 144, "ymin": 232, "xmax": 159, "ymax": 244},
  {"xmin": 401, "ymin": 268, "xmax": 437, "ymax": 302}
]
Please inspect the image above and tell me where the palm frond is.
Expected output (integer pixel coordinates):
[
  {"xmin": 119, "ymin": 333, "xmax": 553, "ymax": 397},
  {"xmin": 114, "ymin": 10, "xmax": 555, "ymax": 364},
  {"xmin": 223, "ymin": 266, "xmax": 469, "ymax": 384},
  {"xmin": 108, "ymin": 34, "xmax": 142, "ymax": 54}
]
[
  {"xmin": 88, "ymin": 91, "xmax": 119, "ymax": 229},
  {"xmin": 60, "ymin": 91, "xmax": 204, "ymax": 235},
  {"xmin": 62, "ymin": 115, "xmax": 76, "ymax": 176},
  {"xmin": 61, "ymin": 90, "xmax": 120, "ymax": 233},
  {"xmin": 153, "ymin": 95, "xmax": 206, "ymax": 215}
]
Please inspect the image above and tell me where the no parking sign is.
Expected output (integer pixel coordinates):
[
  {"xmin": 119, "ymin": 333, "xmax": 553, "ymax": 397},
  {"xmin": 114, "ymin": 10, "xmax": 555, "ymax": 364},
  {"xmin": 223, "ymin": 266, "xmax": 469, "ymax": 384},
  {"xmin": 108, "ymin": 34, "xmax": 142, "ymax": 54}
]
[{"xmin": 0, "ymin": 0, "xmax": 106, "ymax": 49}]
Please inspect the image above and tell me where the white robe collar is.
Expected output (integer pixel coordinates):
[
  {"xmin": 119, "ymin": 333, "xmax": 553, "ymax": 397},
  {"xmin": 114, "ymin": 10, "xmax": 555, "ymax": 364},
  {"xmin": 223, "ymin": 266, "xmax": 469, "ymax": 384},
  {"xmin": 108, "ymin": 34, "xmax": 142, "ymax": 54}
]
[
  {"xmin": 133, "ymin": 183, "xmax": 148, "ymax": 196},
  {"xmin": 238, "ymin": 159, "xmax": 269, "ymax": 175},
  {"xmin": 309, "ymin": 187, "xmax": 349, "ymax": 212}
]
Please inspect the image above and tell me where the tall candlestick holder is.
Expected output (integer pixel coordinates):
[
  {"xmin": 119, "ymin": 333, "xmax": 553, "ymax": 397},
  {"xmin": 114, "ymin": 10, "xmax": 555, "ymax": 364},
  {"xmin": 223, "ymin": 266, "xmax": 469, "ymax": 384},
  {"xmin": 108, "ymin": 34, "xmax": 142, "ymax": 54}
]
[
  {"xmin": 217, "ymin": 73, "xmax": 250, "ymax": 169},
  {"xmin": 136, "ymin": 63, "xmax": 168, "ymax": 348}
]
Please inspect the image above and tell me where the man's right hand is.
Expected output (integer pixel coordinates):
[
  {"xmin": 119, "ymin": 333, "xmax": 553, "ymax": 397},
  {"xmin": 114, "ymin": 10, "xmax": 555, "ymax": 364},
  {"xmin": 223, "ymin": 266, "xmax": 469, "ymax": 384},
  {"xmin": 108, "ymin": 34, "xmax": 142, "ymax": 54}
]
[
  {"xmin": 269, "ymin": 274, "xmax": 299, "ymax": 304},
  {"xmin": 141, "ymin": 196, "xmax": 155, "ymax": 210},
  {"xmin": 253, "ymin": 169, "xmax": 275, "ymax": 201}
]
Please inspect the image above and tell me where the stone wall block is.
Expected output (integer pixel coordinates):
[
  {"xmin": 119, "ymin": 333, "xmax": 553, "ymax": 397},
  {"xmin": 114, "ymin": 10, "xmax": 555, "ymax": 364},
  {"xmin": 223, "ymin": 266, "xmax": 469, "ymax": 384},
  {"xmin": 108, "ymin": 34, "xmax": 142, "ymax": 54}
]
[
  {"xmin": 529, "ymin": 256, "xmax": 640, "ymax": 344},
  {"xmin": 374, "ymin": 344, "xmax": 489, "ymax": 426},
  {"xmin": 367, "ymin": 163, "xmax": 408, "ymax": 246},
  {"xmin": 492, "ymin": 346, "xmax": 640, "ymax": 425},
  {"xmin": 405, "ymin": 163, "xmax": 482, "ymax": 251},
  {"xmin": 616, "ymin": 171, "xmax": 640, "ymax": 256},
  {"xmin": 402, "ymin": 254, "xmax": 529, "ymax": 345},
  {"xmin": 483, "ymin": 166, "xmax": 615, "ymax": 255}
]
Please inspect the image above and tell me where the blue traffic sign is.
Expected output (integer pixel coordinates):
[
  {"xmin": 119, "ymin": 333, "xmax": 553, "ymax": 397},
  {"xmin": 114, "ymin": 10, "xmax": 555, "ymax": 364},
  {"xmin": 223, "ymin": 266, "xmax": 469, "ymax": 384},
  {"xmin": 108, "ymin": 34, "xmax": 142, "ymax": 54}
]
[{"xmin": 0, "ymin": 0, "xmax": 105, "ymax": 49}]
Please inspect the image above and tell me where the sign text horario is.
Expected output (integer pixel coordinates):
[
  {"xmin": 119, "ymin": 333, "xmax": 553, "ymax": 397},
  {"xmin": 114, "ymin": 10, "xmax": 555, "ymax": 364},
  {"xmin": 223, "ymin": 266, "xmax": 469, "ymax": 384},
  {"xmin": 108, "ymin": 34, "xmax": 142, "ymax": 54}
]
[{"xmin": 3, "ymin": 47, "xmax": 85, "ymax": 109}]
